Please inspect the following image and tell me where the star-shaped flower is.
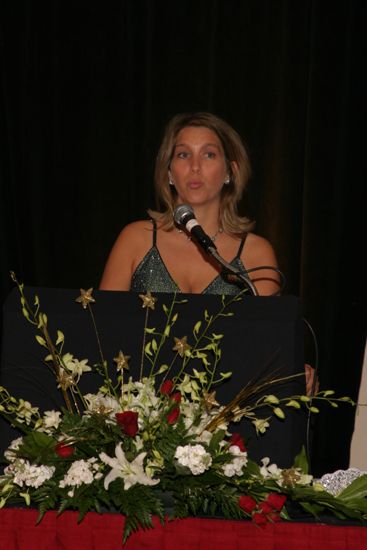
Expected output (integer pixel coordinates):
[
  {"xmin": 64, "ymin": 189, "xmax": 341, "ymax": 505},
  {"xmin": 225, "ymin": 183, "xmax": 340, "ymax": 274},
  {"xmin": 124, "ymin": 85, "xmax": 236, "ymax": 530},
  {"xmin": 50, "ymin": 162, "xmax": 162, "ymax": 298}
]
[
  {"xmin": 75, "ymin": 288, "xmax": 95, "ymax": 309},
  {"xmin": 280, "ymin": 468, "xmax": 301, "ymax": 488},
  {"xmin": 139, "ymin": 291, "xmax": 157, "ymax": 310},
  {"xmin": 57, "ymin": 370, "xmax": 76, "ymax": 390},
  {"xmin": 202, "ymin": 390, "xmax": 219, "ymax": 411},
  {"xmin": 173, "ymin": 336, "xmax": 191, "ymax": 357},
  {"xmin": 113, "ymin": 351, "xmax": 130, "ymax": 372}
]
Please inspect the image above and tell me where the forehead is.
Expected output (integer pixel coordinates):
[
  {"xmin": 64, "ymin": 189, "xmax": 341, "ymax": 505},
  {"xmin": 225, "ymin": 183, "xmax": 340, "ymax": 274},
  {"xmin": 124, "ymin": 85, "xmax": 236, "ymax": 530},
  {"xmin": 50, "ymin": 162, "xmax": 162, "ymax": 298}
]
[{"xmin": 174, "ymin": 126, "xmax": 223, "ymax": 148}]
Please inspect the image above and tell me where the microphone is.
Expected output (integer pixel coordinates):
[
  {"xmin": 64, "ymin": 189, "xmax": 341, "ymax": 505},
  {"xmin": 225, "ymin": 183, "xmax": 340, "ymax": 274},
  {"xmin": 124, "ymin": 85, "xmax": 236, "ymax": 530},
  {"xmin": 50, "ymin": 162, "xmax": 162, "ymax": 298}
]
[
  {"xmin": 173, "ymin": 204, "xmax": 217, "ymax": 253},
  {"xmin": 173, "ymin": 204, "xmax": 259, "ymax": 295}
]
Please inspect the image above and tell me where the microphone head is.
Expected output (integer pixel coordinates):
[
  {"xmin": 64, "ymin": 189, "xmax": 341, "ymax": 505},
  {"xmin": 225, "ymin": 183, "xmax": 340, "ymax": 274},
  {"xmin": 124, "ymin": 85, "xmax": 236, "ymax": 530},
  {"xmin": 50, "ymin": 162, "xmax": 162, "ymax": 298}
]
[{"xmin": 173, "ymin": 204, "xmax": 195, "ymax": 226}]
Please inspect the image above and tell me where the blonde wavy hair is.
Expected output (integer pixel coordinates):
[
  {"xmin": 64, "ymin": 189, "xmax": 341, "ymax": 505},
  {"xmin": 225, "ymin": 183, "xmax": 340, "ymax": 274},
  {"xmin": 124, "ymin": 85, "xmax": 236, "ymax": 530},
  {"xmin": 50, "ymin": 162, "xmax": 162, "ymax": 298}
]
[{"xmin": 148, "ymin": 112, "xmax": 255, "ymax": 236}]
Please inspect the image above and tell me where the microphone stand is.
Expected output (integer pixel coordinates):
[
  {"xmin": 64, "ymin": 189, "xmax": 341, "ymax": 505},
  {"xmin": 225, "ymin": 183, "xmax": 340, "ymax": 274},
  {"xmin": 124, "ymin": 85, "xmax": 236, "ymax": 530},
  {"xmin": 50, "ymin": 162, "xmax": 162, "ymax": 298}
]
[{"xmin": 207, "ymin": 246, "xmax": 259, "ymax": 296}]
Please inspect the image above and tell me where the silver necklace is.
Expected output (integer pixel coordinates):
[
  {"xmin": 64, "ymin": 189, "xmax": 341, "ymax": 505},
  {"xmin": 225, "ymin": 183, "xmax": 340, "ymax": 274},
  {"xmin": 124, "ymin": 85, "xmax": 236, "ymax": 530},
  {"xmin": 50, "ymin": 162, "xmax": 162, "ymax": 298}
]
[{"xmin": 177, "ymin": 227, "xmax": 223, "ymax": 242}]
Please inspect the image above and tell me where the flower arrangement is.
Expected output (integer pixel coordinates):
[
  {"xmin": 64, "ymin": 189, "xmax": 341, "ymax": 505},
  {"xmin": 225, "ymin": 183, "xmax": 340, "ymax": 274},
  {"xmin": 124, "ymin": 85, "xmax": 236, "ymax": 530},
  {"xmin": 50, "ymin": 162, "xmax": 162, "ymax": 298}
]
[{"xmin": 0, "ymin": 274, "xmax": 366, "ymax": 544}]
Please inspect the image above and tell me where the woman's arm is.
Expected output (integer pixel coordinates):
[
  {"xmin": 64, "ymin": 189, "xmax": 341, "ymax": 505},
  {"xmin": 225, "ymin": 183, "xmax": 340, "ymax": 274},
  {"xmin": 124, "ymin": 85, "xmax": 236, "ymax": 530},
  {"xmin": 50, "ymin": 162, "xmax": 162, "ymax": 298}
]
[
  {"xmin": 242, "ymin": 233, "xmax": 280, "ymax": 296},
  {"xmin": 99, "ymin": 221, "xmax": 151, "ymax": 290}
]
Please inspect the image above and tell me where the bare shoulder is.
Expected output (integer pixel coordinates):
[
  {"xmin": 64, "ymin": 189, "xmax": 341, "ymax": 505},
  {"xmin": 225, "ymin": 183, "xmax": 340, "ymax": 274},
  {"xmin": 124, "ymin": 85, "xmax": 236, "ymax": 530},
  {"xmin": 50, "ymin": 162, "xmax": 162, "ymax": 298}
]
[
  {"xmin": 115, "ymin": 220, "xmax": 154, "ymax": 246},
  {"xmin": 243, "ymin": 232, "xmax": 278, "ymax": 266},
  {"xmin": 99, "ymin": 219, "xmax": 153, "ymax": 290},
  {"xmin": 240, "ymin": 232, "xmax": 279, "ymax": 296}
]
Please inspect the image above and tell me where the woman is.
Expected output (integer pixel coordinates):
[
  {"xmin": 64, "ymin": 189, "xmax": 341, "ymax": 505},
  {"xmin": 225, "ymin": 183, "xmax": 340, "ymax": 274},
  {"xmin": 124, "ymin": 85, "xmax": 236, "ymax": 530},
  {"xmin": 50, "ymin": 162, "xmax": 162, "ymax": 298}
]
[
  {"xmin": 100, "ymin": 111, "xmax": 316, "ymax": 395},
  {"xmin": 99, "ymin": 112, "xmax": 280, "ymax": 296}
]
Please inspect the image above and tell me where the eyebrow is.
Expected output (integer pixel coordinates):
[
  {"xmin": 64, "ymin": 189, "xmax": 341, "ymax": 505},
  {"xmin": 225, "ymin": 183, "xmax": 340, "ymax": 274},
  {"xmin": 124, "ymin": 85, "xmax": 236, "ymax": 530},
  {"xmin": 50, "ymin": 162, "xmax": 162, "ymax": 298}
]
[{"xmin": 174, "ymin": 142, "xmax": 222, "ymax": 149}]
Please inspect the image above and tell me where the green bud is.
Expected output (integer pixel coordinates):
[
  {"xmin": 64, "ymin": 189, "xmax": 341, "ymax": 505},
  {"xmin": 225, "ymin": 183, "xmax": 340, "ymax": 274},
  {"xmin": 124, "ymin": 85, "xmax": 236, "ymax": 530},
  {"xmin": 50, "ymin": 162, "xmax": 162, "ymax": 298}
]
[
  {"xmin": 286, "ymin": 400, "xmax": 301, "ymax": 409},
  {"xmin": 193, "ymin": 321, "xmax": 202, "ymax": 334},
  {"xmin": 56, "ymin": 331, "xmax": 65, "ymax": 345},
  {"xmin": 264, "ymin": 394, "xmax": 280, "ymax": 405},
  {"xmin": 35, "ymin": 335, "xmax": 47, "ymax": 347},
  {"xmin": 273, "ymin": 407, "xmax": 285, "ymax": 419},
  {"xmin": 274, "ymin": 407, "xmax": 285, "ymax": 419},
  {"xmin": 20, "ymin": 492, "xmax": 31, "ymax": 506}
]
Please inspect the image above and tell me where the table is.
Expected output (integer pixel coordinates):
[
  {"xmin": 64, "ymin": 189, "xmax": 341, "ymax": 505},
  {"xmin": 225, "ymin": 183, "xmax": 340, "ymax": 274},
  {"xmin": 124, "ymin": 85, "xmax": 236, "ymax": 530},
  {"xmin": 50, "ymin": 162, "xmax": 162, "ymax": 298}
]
[{"xmin": 1, "ymin": 509, "xmax": 367, "ymax": 549}]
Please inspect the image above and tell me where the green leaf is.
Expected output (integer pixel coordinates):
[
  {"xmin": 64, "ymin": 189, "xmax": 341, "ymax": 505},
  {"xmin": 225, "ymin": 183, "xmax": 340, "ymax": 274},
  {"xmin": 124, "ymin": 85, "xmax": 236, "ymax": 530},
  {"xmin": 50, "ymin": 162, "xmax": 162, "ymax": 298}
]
[
  {"xmin": 19, "ymin": 431, "xmax": 56, "ymax": 462},
  {"xmin": 338, "ymin": 474, "xmax": 367, "ymax": 501},
  {"xmin": 208, "ymin": 429, "xmax": 226, "ymax": 452},
  {"xmin": 293, "ymin": 446, "xmax": 309, "ymax": 474}
]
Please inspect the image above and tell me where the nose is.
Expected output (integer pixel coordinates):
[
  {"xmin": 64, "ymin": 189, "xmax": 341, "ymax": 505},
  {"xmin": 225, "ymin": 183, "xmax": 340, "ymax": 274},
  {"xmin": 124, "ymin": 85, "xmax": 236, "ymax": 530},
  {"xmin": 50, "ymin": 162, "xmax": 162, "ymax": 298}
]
[{"xmin": 190, "ymin": 153, "xmax": 201, "ymax": 173}]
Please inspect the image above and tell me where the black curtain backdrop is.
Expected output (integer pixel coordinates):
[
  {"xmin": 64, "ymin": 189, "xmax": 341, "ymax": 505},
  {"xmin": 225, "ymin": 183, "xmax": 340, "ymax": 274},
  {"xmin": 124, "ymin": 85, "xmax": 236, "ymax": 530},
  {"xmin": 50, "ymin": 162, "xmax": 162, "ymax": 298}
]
[{"xmin": 0, "ymin": 1, "xmax": 365, "ymax": 476}]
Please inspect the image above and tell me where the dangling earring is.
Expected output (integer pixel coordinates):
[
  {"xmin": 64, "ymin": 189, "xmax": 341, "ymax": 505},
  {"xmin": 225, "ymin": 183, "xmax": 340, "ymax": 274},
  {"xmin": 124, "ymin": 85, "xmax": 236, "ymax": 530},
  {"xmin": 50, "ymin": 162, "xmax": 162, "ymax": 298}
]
[
  {"xmin": 168, "ymin": 171, "xmax": 174, "ymax": 186},
  {"xmin": 224, "ymin": 175, "xmax": 230, "ymax": 185}
]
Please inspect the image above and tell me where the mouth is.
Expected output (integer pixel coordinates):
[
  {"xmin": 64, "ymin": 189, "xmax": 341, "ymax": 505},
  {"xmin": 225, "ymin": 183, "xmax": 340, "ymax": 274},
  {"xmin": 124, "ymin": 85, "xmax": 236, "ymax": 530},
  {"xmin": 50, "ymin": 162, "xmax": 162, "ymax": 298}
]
[{"xmin": 188, "ymin": 180, "xmax": 203, "ymax": 189}]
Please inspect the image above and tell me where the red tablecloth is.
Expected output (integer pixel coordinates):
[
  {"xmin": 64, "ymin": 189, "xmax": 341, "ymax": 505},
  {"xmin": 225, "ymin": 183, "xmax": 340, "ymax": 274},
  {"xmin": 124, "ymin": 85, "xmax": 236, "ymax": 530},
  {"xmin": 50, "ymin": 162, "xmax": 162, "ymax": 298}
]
[{"xmin": 1, "ymin": 508, "xmax": 367, "ymax": 549}]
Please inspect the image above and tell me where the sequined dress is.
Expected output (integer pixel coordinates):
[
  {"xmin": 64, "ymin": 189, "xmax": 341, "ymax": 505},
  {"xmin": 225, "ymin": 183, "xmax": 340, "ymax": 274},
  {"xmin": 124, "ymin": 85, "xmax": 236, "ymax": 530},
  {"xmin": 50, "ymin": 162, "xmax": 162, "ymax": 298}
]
[{"xmin": 130, "ymin": 220, "xmax": 249, "ymax": 295}]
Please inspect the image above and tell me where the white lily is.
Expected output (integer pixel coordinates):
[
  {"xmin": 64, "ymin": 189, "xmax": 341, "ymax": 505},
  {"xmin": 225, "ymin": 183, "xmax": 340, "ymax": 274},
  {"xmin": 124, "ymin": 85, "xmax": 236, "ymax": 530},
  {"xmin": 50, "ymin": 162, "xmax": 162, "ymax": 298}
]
[{"xmin": 100, "ymin": 443, "xmax": 160, "ymax": 490}]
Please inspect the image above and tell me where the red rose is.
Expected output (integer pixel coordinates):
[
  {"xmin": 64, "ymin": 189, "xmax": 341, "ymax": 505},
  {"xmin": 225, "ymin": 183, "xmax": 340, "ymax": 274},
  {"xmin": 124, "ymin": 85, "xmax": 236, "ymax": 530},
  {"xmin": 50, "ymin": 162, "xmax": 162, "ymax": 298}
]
[
  {"xmin": 229, "ymin": 433, "xmax": 246, "ymax": 452},
  {"xmin": 258, "ymin": 501, "xmax": 273, "ymax": 514},
  {"xmin": 266, "ymin": 493, "xmax": 287, "ymax": 511},
  {"xmin": 171, "ymin": 392, "xmax": 181, "ymax": 403},
  {"xmin": 252, "ymin": 512, "xmax": 268, "ymax": 526},
  {"xmin": 160, "ymin": 380, "xmax": 174, "ymax": 395},
  {"xmin": 55, "ymin": 442, "xmax": 75, "ymax": 458},
  {"xmin": 115, "ymin": 411, "xmax": 139, "ymax": 437},
  {"xmin": 166, "ymin": 406, "xmax": 180, "ymax": 424},
  {"xmin": 268, "ymin": 512, "xmax": 282, "ymax": 523},
  {"xmin": 238, "ymin": 495, "xmax": 257, "ymax": 514}
]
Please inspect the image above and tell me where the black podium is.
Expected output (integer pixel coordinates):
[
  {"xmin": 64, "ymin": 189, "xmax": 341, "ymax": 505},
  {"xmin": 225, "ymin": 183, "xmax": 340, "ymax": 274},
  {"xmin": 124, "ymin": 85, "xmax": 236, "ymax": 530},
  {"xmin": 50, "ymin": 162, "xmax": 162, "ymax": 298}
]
[{"xmin": 0, "ymin": 287, "xmax": 306, "ymax": 468}]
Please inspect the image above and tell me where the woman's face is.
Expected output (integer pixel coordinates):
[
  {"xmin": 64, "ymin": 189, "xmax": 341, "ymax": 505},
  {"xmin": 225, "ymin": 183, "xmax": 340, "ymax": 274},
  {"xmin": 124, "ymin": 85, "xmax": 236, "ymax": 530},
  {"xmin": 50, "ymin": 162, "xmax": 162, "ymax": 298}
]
[{"xmin": 169, "ymin": 126, "xmax": 228, "ymax": 208}]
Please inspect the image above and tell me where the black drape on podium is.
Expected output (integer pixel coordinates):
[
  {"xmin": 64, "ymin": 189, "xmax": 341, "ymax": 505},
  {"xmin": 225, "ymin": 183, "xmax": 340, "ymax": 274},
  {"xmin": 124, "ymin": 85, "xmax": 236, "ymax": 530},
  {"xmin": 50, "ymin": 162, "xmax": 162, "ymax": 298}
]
[{"xmin": 0, "ymin": 287, "xmax": 306, "ymax": 469}]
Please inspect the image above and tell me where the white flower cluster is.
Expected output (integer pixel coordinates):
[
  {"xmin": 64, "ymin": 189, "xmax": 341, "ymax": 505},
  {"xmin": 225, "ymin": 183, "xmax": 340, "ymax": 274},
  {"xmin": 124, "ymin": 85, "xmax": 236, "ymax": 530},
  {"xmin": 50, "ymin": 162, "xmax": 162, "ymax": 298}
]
[
  {"xmin": 15, "ymin": 399, "xmax": 39, "ymax": 425},
  {"xmin": 4, "ymin": 459, "xmax": 55, "ymax": 488},
  {"xmin": 174, "ymin": 444, "xmax": 212, "ymax": 475},
  {"xmin": 83, "ymin": 392, "xmax": 120, "ymax": 419},
  {"xmin": 4, "ymin": 437, "xmax": 23, "ymax": 462},
  {"xmin": 180, "ymin": 401, "xmax": 227, "ymax": 439},
  {"xmin": 260, "ymin": 457, "xmax": 313, "ymax": 487},
  {"xmin": 222, "ymin": 445, "xmax": 248, "ymax": 477},
  {"xmin": 121, "ymin": 377, "xmax": 160, "ymax": 420},
  {"xmin": 260, "ymin": 457, "xmax": 282, "ymax": 479},
  {"xmin": 38, "ymin": 410, "xmax": 62, "ymax": 433},
  {"xmin": 63, "ymin": 353, "xmax": 92, "ymax": 382},
  {"xmin": 59, "ymin": 458, "xmax": 102, "ymax": 495}
]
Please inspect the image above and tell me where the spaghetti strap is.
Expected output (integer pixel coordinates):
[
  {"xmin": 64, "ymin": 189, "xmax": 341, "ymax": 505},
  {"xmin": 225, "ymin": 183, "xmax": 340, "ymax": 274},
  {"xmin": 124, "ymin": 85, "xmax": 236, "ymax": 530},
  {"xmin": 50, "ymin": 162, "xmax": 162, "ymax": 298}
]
[
  {"xmin": 151, "ymin": 219, "xmax": 157, "ymax": 246},
  {"xmin": 236, "ymin": 233, "xmax": 248, "ymax": 258}
]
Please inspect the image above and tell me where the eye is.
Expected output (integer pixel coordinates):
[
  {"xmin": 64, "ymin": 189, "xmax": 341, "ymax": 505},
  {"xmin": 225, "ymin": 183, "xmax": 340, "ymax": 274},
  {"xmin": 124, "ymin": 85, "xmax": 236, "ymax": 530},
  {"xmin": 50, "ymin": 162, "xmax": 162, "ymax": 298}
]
[
  {"xmin": 177, "ymin": 151, "xmax": 189, "ymax": 159},
  {"xmin": 204, "ymin": 151, "xmax": 216, "ymax": 159}
]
